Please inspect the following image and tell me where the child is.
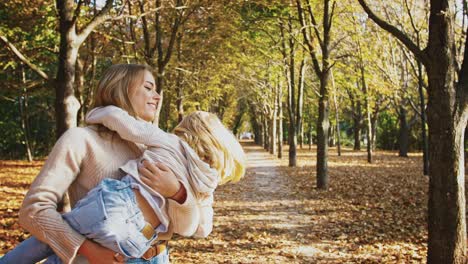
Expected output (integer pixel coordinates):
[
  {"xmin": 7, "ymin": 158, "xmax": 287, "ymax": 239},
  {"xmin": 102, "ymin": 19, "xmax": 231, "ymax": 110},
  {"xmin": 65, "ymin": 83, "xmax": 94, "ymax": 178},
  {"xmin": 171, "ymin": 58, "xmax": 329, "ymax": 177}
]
[{"xmin": 0, "ymin": 106, "xmax": 246, "ymax": 263}]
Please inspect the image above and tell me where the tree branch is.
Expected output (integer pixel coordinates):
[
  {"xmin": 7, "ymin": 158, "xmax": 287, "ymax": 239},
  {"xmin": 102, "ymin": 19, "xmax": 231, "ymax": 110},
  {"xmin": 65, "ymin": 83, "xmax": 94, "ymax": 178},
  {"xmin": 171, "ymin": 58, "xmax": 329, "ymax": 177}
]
[
  {"xmin": 296, "ymin": 0, "xmax": 322, "ymax": 75},
  {"xmin": 305, "ymin": 0, "xmax": 323, "ymax": 47},
  {"xmin": 76, "ymin": 0, "xmax": 114, "ymax": 45},
  {"xmin": 357, "ymin": 0, "xmax": 429, "ymax": 66},
  {"xmin": 0, "ymin": 36, "xmax": 49, "ymax": 80},
  {"xmin": 162, "ymin": 0, "xmax": 183, "ymax": 68}
]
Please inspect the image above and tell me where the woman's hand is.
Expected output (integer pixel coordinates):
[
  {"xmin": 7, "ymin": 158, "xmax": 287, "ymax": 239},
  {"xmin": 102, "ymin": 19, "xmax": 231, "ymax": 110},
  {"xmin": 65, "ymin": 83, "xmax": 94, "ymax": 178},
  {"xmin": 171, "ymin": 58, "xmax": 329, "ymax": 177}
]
[
  {"xmin": 139, "ymin": 160, "xmax": 182, "ymax": 198},
  {"xmin": 78, "ymin": 239, "xmax": 123, "ymax": 264}
]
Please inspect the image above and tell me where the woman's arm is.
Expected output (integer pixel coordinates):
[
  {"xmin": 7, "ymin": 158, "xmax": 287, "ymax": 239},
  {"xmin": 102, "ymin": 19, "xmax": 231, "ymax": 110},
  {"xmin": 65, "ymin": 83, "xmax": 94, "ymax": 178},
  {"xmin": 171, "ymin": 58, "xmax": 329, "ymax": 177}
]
[
  {"xmin": 139, "ymin": 161, "xmax": 202, "ymax": 236},
  {"xmin": 18, "ymin": 128, "xmax": 88, "ymax": 263},
  {"xmin": 78, "ymin": 240, "xmax": 123, "ymax": 264},
  {"xmin": 86, "ymin": 106, "xmax": 163, "ymax": 147},
  {"xmin": 19, "ymin": 128, "xmax": 121, "ymax": 263}
]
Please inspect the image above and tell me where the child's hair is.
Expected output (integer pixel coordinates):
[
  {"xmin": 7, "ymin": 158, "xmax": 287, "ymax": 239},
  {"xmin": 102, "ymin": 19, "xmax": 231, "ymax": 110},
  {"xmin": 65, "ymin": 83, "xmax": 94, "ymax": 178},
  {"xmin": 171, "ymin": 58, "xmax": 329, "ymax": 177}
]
[{"xmin": 173, "ymin": 111, "xmax": 246, "ymax": 185}]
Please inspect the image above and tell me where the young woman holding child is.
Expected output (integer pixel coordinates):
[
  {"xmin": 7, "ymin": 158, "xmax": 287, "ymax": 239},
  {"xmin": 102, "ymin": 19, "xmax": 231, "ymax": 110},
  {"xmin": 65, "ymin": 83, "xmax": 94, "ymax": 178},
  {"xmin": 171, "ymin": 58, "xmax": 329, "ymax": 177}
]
[{"xmin": 0, "ymin": 64, "xmax": 245, "ymax": 264}]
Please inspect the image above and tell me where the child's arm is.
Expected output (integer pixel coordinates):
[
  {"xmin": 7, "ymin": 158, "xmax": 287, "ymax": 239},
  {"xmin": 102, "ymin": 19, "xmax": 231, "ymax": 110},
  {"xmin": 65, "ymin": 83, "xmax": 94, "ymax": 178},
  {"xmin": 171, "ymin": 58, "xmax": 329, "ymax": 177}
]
[{"xmin": 86, "ymin": 105, "xmax": 162, "ymax": 147}]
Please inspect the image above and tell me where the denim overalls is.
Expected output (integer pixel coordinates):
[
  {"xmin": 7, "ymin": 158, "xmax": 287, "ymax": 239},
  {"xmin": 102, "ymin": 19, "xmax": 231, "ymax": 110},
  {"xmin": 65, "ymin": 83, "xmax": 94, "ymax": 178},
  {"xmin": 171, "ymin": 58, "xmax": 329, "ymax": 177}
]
[{"xmin": 0, "ymin": 176, "xmax": 169, "ymax": 264}]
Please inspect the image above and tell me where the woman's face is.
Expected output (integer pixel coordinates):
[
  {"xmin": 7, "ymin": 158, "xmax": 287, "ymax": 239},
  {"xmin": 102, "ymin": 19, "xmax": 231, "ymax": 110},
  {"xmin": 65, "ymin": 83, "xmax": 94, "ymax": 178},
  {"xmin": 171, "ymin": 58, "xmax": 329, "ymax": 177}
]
[{"xmin": 129, "ymin": 70, "xmax": 160, "ymax": 122}]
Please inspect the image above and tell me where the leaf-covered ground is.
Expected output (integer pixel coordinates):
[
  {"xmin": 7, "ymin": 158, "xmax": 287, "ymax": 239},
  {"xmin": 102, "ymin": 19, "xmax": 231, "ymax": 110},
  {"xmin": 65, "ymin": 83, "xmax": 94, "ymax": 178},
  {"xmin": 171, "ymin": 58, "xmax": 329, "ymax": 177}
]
[{"xmin": 0, "ymin": 142, "xmax": 452, "ymax": 263}]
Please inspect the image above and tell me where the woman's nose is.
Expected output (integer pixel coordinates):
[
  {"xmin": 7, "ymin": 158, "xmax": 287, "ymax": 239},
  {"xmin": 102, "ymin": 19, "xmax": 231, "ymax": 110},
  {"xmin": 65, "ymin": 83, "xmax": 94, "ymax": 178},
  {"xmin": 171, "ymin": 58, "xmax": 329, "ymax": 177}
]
[{"xmin": 153, "ymin": 91, "xmax": 161, "ymax": 99}]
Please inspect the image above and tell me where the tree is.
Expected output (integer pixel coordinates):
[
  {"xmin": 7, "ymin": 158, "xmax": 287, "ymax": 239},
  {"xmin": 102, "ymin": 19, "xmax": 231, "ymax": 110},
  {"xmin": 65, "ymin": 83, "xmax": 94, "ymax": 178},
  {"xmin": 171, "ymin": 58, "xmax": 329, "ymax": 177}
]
[
  {"xmin": 358, "ymin": 0, "xmax": 468, "ymax": 263},
  {"xmin": 1, "ymin": 0, "xmax": 115, "ymax": 138},
  {"xmin": 296, "ymin": 0, "xmax": 337, "ymax": 188}
]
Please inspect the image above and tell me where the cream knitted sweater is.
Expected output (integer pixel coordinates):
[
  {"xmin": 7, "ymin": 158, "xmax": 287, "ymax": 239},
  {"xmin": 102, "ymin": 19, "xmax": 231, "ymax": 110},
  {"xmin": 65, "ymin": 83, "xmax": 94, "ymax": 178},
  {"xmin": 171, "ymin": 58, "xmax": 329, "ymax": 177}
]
[
  {"xmin": 18, "ymin": 126, "xmax": 199, "ymax": 263},
  {"xmin": 86, "ymin": 106, "xmax": 218, "ymax": 238}
]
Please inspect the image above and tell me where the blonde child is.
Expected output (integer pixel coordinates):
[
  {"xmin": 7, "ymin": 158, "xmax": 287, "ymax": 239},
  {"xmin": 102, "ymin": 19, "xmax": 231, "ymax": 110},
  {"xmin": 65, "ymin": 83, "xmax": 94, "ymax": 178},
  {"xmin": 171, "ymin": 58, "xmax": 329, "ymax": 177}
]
[{"xmin": 1, "ymin": 106, "xmax": 246, "ymax": 263}]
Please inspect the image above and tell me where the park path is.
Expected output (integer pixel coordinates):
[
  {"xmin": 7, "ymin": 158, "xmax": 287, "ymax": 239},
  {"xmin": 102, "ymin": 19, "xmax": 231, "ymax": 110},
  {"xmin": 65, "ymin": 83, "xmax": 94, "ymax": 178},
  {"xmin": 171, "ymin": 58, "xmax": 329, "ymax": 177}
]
[{"xmin": 171, "ymin": 142, "xmax": 322, "ymax": 263}]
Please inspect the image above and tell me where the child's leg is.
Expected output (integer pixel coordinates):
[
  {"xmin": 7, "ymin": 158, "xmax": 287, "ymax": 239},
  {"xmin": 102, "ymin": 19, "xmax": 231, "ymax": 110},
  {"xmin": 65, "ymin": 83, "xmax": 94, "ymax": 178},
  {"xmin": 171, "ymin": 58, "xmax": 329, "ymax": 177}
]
[{"xmin": 0, "ymin": 236, "xmax": 55, "ymax": 264}]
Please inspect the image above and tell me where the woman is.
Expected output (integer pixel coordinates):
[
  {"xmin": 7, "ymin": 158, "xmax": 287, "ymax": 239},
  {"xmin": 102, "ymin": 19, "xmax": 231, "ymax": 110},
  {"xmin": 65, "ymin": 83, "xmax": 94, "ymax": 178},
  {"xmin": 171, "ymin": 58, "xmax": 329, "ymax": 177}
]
[{"xmin": 17, "ymin": 64, "xmax": 200, "ymax": 264}]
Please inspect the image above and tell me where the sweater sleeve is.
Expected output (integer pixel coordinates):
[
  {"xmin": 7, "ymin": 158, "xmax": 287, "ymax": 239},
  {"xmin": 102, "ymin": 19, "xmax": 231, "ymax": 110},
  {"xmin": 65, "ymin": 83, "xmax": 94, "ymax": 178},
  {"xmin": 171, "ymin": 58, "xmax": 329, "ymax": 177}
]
[
  {"xmin": 193, "ymin": 194, "xmax": 214, "ymax": 238},
  {"xmin": 166, "ymin": 180, "xmax": 202, "ymax": 237},
  {"xmin": 86, "ymin": 106, "xmax": 162, "ymax": 146},
  {"xmin": 18, "ymin": 128, "xmax": 88, "ymax": 263}
]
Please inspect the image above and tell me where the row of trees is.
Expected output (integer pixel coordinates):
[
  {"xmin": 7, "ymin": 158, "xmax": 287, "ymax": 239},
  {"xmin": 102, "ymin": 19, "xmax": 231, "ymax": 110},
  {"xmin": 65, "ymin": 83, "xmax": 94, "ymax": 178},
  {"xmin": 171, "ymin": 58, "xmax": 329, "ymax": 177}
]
[
  {"xmin": 0, "ymin": 0, "xmax": 467, "ymax": 263},
  {"xmin": 240, "ymin": 1, "xmax": 467, "ymax": 263}
]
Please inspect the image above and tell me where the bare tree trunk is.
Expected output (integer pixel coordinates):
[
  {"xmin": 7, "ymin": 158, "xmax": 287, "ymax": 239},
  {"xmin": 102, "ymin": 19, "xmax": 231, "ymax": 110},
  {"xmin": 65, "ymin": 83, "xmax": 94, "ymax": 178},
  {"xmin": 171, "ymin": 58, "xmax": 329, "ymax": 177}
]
[
  {"xmin": 331, "ymin": 71, "xmax": 341, "ymax": 156},
  {"xmin": 278, "ymin": 89, "xmax": 283, "ymax": 159},
  {"xmin": 353, "ymin": 101, "xmax": 362, "ymax": 151},
  {"xmin": 398, "ymin": 105, "xmax": 409, "ymax": 157},
  {"xmin": 297, "ymin": 58, "xmax": 305, "ymax": 150},
  {"xmin": 358, "ymin": 0, "xmax": 468, "ymax": 262},
  {"xmin": 417, "ymin": 60, "xmax": 429, "ymax": 175},
  {"xmin": 308, "ymin": 126, "xmax": 313, "ymax": 150},
  {"xmin": 426, "ymin": 7, "xmax": 467, "ymax": 260},
  {"xmin": 299, "ymin": 123, "xmax": 304, "ymax": 149},
  {"xmin": 20, "ymin": 64, "xmax": 33, "ymax": 161},
  {"xmin": 363, "ymin": 80, "xmax": 372, "ymax": 163},
  {"xmin": 270, "ymin": 83, "xmax": 278, "ymax": 155},
  {"xmin": 259, "ymin": 117, "xmax": 264, "ymax": 147},
  {"xmin": 282, "ymin": 16, "xmax": 297, "ymax": 167},
  {"xmin": 55, "ymin": 0, "xmax": 113, "ymax": 137},
  {"xmin": 296, "ymin": 0, "xmax": 334, "ymax": 189},
  {"xmin": 75, "ymin": 58, "xmax": 85, "ymax": 126},
  {"xmin": 175, "ymin": 32, "xmax": 184, "ymax": 123},
  {"xmin": 357, "ymin": 36, "xmax": 372, "ymax": 163},
  {"xmin": 56, "ymin": 0, "xmax": 80, "ymax": 137},
  {"xmin": 328, "ymin": 125, "xmax": 335, "ymax": 147}
]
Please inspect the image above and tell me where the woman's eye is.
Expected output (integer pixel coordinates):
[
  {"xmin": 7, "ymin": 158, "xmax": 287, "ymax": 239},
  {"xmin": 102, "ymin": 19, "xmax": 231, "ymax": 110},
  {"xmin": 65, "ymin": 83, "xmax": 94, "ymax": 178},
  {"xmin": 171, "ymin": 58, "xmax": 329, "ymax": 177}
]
[{"xmin": 145, "ymin": 86, "xmax": 152, "ymax": 91}]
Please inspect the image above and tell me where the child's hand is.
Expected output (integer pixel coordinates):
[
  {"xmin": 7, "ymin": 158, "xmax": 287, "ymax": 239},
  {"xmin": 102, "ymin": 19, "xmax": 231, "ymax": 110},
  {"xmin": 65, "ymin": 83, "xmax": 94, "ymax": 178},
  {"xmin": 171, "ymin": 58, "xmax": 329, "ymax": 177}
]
[{"xmin": 139, "ymin": 160, "xmax": 184, "ymax": 200}]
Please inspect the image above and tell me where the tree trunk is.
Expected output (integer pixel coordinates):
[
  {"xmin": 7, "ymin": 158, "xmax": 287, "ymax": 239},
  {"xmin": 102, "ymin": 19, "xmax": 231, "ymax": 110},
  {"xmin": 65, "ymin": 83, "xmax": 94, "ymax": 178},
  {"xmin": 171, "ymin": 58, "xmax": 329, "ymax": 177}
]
[
  {"xmin": 426, "ymin": 2, "xmax": 467, "ymax": 261},
  {"xmin": 270, "ymin": 83, "xmax": 278, "ymax": 155},
  {"xmin": 297, "ymin": 58, "xmax": 305, "ymax": 150},
  {"xmin": 316, "ymin": 72, "xmax": 330, "ymax": 189},
  {"xmin": 364, "ymin": 89, "xmax": 372, "ymax": 163},
  {"xmin": 417, "ymin": 60, "xmax": 429, "ymax": 175},
  {"xmin": 427, "ymin": 80, "xmax": 467, "ymax": 264},
  {"xmin": 357, "ymin": 1, "xmax": 468, "ymax": 260},
  {"xmin": 176, "ymin": 32, "xmax": 184, "ymax": 123},
  {"xmin": 263, "ymin": 113, "xmax": 269, "ymax": 151},
  {"xmin": 299, "ymin": 123, "xmax": 304, "ymax": 149},
  {"xmin": 328, "ymin": 125, "xmax": 335, "ymax": 147},
  {"xmin": 308, "ymin": 127, "xmax": 313, "ymax": 150},
  {"xmin": 55, "ymin": 0, "xmax": 113, "ymax": 137},
  {"xmin": 56, "ymin": 1, "xmax": 80, "ymax": 138},
  {"xmin": 287, "ymin": 15, "xmax": 297, "ymax": 167},
  {"xmin": 398, "ymin": 105, "xmax": 409, "ymax": 157},
  {"xmin": 353, "ymin": 100, "xmax": 362, "ymax": 151},
  {"xmin": 296, "ymin": 0, "xmax": 334, "ymax": 190},
  {"xmin": 20, "ymin": 64, "xmax": 33, "ymax": 161},
  {"xmin": 332, "ymin": 71, "xmax": 341, "ymax": 156},
  {"xmin": 357, "ymin": 33, "xmax": 372, "ymax": 163},
  {"xmin": 258, "ymin": 118, "xmax": 264, "ymax": 147},
  {"xmin": 278, "ymin": 93, "xmax": 283, "ymax": 159},
  {"xmin": 144, "ymin": 0, "xmax": 183, "ymax": 125},
  {"xmin": 426, "ymin": 1, "xmax": 467, "ymax": 262},
  {"xmin": 75, "ymin": 58, "xmax": 85, "ymax": 126}
]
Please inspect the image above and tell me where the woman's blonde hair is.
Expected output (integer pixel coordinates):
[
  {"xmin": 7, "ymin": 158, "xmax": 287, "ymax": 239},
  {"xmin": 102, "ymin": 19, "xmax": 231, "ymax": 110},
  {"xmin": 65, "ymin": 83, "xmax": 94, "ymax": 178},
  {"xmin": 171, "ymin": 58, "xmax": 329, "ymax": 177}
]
[
  {"xmin": 91, "ymin": 64, "xmax": 153, "ymax": 118},
  {"xmin": 174, "ymin": 111, "xmax": 246, "ymax": 185}
]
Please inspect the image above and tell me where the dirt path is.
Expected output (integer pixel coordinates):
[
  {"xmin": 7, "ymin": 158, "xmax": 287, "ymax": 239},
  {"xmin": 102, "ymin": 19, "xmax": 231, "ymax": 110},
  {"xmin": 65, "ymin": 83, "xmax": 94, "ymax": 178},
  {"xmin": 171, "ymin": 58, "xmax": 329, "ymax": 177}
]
[{"xmin": 171, "ymin": 142, "xmax": 318, "ymax": 263}]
